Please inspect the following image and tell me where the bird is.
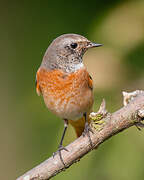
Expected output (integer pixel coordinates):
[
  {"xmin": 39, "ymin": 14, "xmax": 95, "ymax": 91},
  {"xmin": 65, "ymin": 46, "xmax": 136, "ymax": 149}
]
[{"xmin": 36, "ymin": 33, "xmax": 102, "ymax": 165}]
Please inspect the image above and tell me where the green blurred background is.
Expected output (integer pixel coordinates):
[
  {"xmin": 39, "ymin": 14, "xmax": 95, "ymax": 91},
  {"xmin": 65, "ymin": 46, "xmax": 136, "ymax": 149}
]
[{"xmin": 1, "ymin": 0, "xmax": 144, "ymax": 179}]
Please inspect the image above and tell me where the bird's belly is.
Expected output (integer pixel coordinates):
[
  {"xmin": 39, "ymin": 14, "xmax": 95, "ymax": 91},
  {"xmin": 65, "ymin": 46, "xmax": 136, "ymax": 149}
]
[
  {"xmin": 43, "ymin": 88, "xmax": 93, "ymax": 120},
  {"xmin": 38, "ymin": 68, "xmax": 93, "ymax": 120}
]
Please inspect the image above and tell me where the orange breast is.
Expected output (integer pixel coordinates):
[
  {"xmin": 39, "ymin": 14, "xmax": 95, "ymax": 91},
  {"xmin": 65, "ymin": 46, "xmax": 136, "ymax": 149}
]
[{"xmin": 36, "ymin": 67, "xmax": 93, "ymax": 120}]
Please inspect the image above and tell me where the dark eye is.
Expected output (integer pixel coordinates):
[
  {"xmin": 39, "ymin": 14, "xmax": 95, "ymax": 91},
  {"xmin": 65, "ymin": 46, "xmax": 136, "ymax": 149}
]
[{"xmin": 70, "ymin": 43, "xmax": 78, "ymax": 49}]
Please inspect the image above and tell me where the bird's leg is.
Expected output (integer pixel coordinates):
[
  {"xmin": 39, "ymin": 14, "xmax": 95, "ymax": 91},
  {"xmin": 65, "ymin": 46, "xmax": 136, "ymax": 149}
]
[
  {"xmin": 83, "ymin": 112, "xmax": 93, "ymax": 147},
  {"xmin": 53, "ymin": 119, "xmax": 69, "ymax": 167}
]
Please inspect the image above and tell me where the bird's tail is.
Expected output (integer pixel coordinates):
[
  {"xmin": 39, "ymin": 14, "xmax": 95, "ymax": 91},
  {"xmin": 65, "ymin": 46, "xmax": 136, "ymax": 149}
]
[{"xmin": 69, "ymin": 112, "xmax": 91, "ymax": 137}]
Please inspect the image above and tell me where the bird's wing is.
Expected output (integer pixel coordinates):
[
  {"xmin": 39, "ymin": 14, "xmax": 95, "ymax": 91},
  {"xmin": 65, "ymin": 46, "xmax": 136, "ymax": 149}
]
[
  {"xmin": 88, "ymin": 74, "xmax": 93, "ymax": 90},
  {"xmin": 35, "ymin": 69, "xmax": 41, "ymax": 96}
]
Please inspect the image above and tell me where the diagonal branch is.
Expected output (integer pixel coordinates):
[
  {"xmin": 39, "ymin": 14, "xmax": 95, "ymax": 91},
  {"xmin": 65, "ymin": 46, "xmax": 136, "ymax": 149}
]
[{"xmin": 17, "ymin": 90, "xmax": 144, "ymax": 180}]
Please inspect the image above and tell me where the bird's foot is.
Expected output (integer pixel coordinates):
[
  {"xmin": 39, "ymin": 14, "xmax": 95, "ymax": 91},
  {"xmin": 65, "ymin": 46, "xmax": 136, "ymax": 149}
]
[
  {"xmin": 82, "ymin": 121, "xmax": 94, "ymax": 147},
  {"xmin": 53, "ymin": 145, "xmax": 69, "ymax": 167}
]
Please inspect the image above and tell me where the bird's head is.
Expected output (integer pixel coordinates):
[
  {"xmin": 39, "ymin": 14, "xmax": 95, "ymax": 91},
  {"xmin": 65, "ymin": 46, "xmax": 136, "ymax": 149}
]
[{"xmin": 41, "ymin": 34, "xmax": 102, "ymax": 73}]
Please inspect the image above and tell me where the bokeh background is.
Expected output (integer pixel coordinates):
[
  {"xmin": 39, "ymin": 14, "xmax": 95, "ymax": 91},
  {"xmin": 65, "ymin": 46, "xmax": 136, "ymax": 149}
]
[{"xmin": 1, "ymin": 0, "xmax": 144, "ymax": 179}]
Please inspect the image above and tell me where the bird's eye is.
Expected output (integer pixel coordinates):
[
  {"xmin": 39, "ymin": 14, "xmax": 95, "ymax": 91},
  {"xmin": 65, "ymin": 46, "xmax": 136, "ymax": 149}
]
[{"xmin": 70, "ymin": 43, "xmax": 78, "ymax": 49}]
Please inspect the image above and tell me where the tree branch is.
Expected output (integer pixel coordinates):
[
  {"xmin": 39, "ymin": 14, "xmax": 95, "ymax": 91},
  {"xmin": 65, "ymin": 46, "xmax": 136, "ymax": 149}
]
[{"xmin": 17, "ymin": 90, "xmax": 144, "ymax": 180}]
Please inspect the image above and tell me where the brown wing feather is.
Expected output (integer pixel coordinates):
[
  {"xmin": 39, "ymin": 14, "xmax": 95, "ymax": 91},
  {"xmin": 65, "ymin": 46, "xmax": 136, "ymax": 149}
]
[
  {"xmin": 88, "ymin": 74, "xmax": 93, "ymax": 90},
  {"xmin": 36, "ymin": 69, "xmax": 42, "ymax": 96}
]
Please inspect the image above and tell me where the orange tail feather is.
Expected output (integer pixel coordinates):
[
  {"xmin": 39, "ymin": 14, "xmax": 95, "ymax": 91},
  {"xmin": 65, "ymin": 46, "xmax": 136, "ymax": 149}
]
[{"xmin": 69, "ymin": 113, "xmax": 91, "ymax": 137}]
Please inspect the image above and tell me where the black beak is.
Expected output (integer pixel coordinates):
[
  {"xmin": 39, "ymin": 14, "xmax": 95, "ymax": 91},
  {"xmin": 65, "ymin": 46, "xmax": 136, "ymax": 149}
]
[{"xmin": 87, "ymin": 42, "xmax": 103, "ymax": 48}]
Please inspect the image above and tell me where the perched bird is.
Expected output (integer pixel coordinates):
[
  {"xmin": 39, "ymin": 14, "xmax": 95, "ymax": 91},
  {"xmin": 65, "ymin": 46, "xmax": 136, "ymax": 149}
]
[{"xmin": 36, "ymin": 34, "xmax": 102, "ymax": 164}]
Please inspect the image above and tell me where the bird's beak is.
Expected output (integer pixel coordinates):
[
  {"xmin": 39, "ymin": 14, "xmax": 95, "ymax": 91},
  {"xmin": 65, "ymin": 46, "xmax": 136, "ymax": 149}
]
[{"xmin": 87, "ymin": 42, "xmax": 103, "ymax": 49}]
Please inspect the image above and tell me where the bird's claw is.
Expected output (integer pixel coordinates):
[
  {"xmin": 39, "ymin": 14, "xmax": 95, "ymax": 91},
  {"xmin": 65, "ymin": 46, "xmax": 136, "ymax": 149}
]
[
  {"xmin": 82, "ymin": 122, "xmax": 94, "ymax": 147},
  {"xmin": 82, "ymin": 122, "xmax": 94, "ymax": 135},
  {"xmin": 53, "ymin": 145, "xmax": 69, "ymax": 167}
]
